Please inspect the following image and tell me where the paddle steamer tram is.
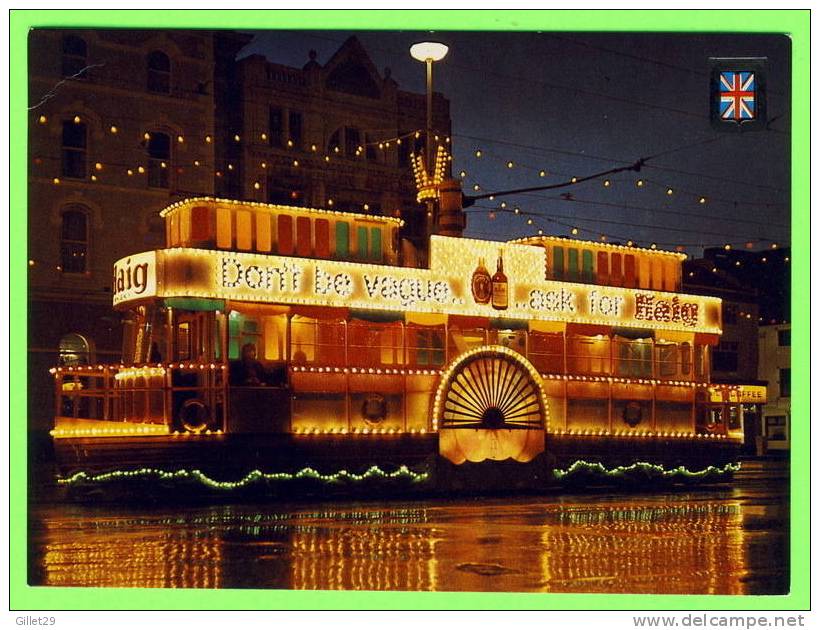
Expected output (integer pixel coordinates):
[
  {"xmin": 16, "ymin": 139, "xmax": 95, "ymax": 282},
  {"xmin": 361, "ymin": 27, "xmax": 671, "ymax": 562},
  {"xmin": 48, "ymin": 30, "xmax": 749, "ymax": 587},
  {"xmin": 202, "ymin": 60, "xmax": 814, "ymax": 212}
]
[{"xmin": 51, "ymin": 197, "xmax": 751, "ymax": 488}]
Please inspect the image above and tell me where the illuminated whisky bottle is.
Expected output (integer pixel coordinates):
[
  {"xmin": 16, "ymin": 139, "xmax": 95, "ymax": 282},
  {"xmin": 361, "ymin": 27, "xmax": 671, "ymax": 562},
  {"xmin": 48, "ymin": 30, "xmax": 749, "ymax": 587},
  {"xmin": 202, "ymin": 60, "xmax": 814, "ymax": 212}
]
[
  {"xmin": 491, "ymin": 253, "xmax": 508, "ymax": 310},
  {"xmin": 471, "ymin": 257, "xmax": 492, "ymax": 304}
]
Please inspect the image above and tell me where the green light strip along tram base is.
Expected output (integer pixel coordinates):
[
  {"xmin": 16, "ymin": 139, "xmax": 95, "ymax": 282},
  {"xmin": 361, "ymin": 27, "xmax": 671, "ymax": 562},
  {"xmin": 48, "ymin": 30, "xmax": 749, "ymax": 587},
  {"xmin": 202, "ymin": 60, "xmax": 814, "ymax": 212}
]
[{"xmin": 56, "ymin": 460, "xmax": 741, "ymax": 497}]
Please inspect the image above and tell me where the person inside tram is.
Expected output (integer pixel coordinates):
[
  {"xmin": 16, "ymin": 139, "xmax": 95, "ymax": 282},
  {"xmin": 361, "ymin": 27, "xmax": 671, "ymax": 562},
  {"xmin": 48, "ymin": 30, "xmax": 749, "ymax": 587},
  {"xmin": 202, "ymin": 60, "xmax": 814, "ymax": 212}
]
[{"xmin": 230, "ymin": 342, "xmax": 268, "ymax": 386}]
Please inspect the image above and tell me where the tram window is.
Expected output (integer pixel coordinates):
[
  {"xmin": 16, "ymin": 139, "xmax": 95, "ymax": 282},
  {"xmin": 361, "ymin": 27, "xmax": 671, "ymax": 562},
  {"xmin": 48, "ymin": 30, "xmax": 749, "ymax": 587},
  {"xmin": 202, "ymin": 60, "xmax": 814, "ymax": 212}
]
[
  {"xmin": 656, "ymin": 343, "xmax": 678, "ymax": 376},
  {"xmin": 528, "ymin": 332, "xmax": 564, "ymax": 373},
  {"xmin": 289, "ymin": 316, "xmax": 317, "ymax": 363},
  {"xmin": 262, "ymin": 315, "xmax": 287, "ymax": 361},
  {"xmin": 406, "ymin": 325, "xmax": 444, "ymax": 367},
  {"xmin": 59, "ymin": 333, "xmax": 91, "ymax": 366},
  {"xmin": 213, "ymin": 316, "xmax": 223, "ymax": 361},
  {"xmin": 448, "ymin": 328, "xmax": 487, "ymax": 357},
  {"xmin": 177, "ymin": 322, "xmax": 191, "ymax": 360},
  {"xmin": 694, "ymin": 344, "xmax": 707, "ymax": 378},
  {"xmin": 567, "ymin": 334, "xmax": 610, "ymax": 375},
  {"xmin": 496, "ymin": 329, "xmax": 526, "ymax": 354},
  {"xmin": 680, "ymin": 342, "xmax": 692, "ymax": 375},
  {"xmin": 227, "ymin": 314, "xmax": 262, "ymax": 360},
  {"xmin": 615, "ymin": 338, "xmax": 652, "ymax": 377}
]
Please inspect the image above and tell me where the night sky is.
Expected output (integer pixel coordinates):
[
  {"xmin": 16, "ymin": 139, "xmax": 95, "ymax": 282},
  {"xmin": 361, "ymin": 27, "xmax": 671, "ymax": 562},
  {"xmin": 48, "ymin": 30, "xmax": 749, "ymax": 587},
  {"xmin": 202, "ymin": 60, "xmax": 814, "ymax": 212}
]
[{"xmin": 240, "ymin": 30, "xmax": 791, "ymax": 257}]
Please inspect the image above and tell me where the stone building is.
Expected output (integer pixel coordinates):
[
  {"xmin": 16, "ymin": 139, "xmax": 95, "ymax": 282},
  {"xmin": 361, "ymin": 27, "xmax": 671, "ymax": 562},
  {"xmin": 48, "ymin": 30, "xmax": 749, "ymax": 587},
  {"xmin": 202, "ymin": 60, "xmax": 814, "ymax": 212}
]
[{"xmin": 219, "ymin": 36, "xmax": 451, "ymax": 253}]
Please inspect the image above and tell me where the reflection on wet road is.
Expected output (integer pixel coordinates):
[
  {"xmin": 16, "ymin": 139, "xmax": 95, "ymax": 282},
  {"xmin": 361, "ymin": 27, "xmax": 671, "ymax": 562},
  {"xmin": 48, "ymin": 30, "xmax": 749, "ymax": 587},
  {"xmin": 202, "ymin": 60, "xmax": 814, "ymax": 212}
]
[{"xmin": 28, "ymin": 463, "xmax": 788, "ymax": 593}]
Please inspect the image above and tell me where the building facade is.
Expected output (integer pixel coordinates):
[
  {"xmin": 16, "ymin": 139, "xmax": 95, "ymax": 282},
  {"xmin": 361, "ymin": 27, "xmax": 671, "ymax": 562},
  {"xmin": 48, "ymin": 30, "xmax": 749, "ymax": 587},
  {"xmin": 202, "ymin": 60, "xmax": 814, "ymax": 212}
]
[
  {"xmin": 758, "ymin": 324, "xmax": 791, "ymax": 452},
  {"xmin": 221, "ymin": 36, "xmax": 451, "ymax": 254}
]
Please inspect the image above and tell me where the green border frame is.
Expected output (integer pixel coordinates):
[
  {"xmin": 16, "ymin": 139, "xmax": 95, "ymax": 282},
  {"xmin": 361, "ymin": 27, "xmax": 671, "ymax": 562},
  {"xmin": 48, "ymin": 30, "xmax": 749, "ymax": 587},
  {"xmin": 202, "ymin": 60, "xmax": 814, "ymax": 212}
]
[{"xmin": 10, "ymin": 9, "xmax": 809, "ymax": 610}]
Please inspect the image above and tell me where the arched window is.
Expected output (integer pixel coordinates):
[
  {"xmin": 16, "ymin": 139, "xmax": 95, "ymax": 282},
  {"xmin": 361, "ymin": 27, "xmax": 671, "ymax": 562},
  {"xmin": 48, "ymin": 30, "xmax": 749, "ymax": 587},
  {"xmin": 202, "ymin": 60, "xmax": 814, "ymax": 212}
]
[
  {"xmin": 146, "ymin": 132, "xmax": 170, "ymax": 188},
  {"xmin": 62, "ymin": 35, "xmax": 87, "ymax": 78},
  {"xmin": 61, "ymin": 119, "xmax": 87, "ymax": 179},
  {"xmin": 60, "ymin": 206, "xmax": 89, "ymax": 273},
  {"xmin": 147, "ymin": 51, "xmax": 171, "ymax": 93},
  {"xmin": 59, "ymin": 333, "xmax": 91, "ymax": 366}
]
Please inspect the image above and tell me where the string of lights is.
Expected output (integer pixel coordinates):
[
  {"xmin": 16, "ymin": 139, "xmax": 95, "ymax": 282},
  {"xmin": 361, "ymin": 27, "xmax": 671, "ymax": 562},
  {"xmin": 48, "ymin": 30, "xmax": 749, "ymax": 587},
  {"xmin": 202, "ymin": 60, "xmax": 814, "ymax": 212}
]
[
  {"xmin": 552, "ymin": 460, "xmax": 742, "ymax": 481},
  {"xmin": 460, "ymin": 143, "xmax": 788, "ymax": 212},
  {"xmin": 454, "ymin": 131, "xmax": 788, "ymax": 195},
  {"xmin": 58, "ymin": 464, "xmax": 431, "ymax": 490}
]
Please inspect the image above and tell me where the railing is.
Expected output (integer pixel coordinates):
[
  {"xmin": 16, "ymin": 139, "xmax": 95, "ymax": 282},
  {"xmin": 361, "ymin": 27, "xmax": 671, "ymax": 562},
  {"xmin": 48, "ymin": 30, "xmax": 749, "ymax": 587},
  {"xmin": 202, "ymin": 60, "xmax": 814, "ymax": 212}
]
[{"xmin": 51, "ymin": 363, "xmax": 228, "ymax": 435}]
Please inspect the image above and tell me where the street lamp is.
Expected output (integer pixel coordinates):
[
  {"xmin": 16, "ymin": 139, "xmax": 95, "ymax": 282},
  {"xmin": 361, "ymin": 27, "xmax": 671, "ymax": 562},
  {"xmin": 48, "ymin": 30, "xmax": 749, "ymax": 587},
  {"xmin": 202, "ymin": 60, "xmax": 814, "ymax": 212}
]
[{"xmin": 410, "ymin": 41, "xmax": 449, "ymax": 236}]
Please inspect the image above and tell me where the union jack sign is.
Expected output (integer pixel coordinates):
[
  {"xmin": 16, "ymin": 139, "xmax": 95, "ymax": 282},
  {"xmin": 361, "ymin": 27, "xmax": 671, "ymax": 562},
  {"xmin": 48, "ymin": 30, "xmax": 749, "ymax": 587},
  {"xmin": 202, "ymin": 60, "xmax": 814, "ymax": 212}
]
[
  {"xmin": 710, "ymin": 58, "xmax": 766, "ymax": 131},
  {"xmin": 719, "ymin": 71, "xmax": 756, "ymax": 120}
]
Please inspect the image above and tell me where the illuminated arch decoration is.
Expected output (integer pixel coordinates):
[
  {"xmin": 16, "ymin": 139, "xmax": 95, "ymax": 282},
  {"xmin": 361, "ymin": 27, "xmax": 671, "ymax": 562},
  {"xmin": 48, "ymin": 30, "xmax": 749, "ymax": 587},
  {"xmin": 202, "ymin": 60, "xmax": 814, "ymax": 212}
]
[{"xmin": 434, "ymin": 345, "xmax": 549, "ymax": 464}]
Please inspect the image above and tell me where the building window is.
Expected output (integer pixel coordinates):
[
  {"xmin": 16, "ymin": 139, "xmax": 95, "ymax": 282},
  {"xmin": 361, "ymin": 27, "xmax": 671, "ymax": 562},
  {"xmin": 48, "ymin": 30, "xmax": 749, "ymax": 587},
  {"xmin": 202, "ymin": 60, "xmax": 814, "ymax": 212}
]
[
  {"xmin": 269, "ymin": 107, "xmax": 283, "ymax": 147},
  {"xmin": 146, "ymin": 132, "xmax": 170, "ymax": 188},
  {"xmin": 59, "ymin": 332, "xmax": 91, "ymax": 366},
  {"xmin": 288, "ymin": 111, "xmax": 302, "ymax": 149},
  {"xmin": 712, "ymin": 341, "xmax": 739, "ymax": 372},
  {"xmin": 366, "ymin": 134, "xmax": 377, "ymax": 161},
  {"xmin": 345, "ymin": 127, "xmax": 361, "ymax": 157},
  {"xmin": 397, "ymin": 131, "xmax": 410, "ymax": 167},
  {"xmin": 765, "ymin": 415, "xmax": 787, "ymax": 441},
  {"xmin": 60, "ymin": 207, "xmax": 89, "ymax": 273},
  {"xmin": 779, "ymin": 368, "xmax": 790, "ymax": 398},
  {"xmin": 61, "ymin": 120, "xmax": 87, "ymax": 179},
  {"xmin": 267, "ymin": 183, "xmax": 303, "ymax": 206},
  {"xmin": 328, "ymin": 127, "xmax": 363, "ymax": 158},
  {"xmin": 147, "ymin": 51, "xmax": 171, "ymax": 93},
  {"xmin": 723, "ymin": 303, "xmax": 738, "ymax": 325},
  {"xmin": 62, "ymin": 35, "xmax": 87, "ymax": 78},
  {"xmin": 778, "ymin": 328, "xmax": 791, "ymax": 346}
]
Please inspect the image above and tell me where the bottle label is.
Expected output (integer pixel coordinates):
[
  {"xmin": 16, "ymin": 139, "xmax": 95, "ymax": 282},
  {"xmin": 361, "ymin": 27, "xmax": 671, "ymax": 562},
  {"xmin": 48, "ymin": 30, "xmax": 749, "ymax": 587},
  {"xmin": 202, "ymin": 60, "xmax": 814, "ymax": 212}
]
[
  {"xmin": 492, "ymin": 282, "xmax": 508, "ymax": 309},
  {"xmin": 472, "ymin": 274, "xmax": 492, "ymax": 304}
]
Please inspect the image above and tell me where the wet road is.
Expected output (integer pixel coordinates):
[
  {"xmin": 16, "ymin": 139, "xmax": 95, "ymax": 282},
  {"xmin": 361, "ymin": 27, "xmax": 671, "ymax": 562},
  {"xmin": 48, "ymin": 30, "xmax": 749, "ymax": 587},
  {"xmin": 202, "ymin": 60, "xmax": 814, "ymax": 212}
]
[{"xmin": 28, "ymin": 460, "xmax": 788, "ymax": 594}]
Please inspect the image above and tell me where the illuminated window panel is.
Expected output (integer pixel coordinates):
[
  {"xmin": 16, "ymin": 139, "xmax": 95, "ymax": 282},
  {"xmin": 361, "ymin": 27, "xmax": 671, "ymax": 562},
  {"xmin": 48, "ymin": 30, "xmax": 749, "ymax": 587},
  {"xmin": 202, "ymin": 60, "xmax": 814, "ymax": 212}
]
[
  {"xmin": 335, "ymin": 221, "xmax": 349, "ymax": 259},
  {"xmin": 610, "ymin": 252, "xmax": 623, "ymax": 287},
  {"xmin": 663, "ymin": 258, "xmax": 678, "ymax": 292},
  {"xmin": 170, "ymin": 213, "xmax": 181, "ymax": 247},
  {"xmin": 624, "ymin": 254, "xmax": 636, "ymax": 288},
  {"xmin": 255, "ymin": 212, "xmax": 272, "ymax": 253},
  {"xmin": 369, "ymin": 227, "xmax": 382, "ymax": 262},
  {"xmin": 235, "ymin": 210, "xmax": 252, "ymax": 251},
  {"xmin": 567, "ymin": 248, "xmax": 579, "ymax": 283},
  {"xmin": 190, "ymin": 205, "xmax": 211, "ymax": 242},
  {"xmin": 356, "ymin": 226, "xmax": 369, "ymax": 261},
  {"xmin": 552, "ymin": 246, "xmax": 565, "ymax": 280},
  {"xmin": 216, "ymin": 207, "xmax": 232, "ymax": 249},
  {"xmin": 277, "ymin": 214, "xmax": 294, "ymax": 255},
  {"xmin": 638, "ymin": 255, "xmax": 651, "ymax": 290},
  {"xmin": 651, "ymin": 259, "xmax": 664, "ymax": 291},
  {"xmin": 296, "ymin": 216, "xmax": 312, "ymax": 257},
  {"xmin": 179, "ymin": 206, "xmax": 192, "ymax": 245},
  {"xmin": 596, "ymin": 251, "xmax": 609, "ymax": 285},
  {"xmin": 314, "ymin": 219, "xmax": 330, "ymax": 258},
  {"xmin": 581, "ymin": 249, "xmax": 594, "ymax": 283}
]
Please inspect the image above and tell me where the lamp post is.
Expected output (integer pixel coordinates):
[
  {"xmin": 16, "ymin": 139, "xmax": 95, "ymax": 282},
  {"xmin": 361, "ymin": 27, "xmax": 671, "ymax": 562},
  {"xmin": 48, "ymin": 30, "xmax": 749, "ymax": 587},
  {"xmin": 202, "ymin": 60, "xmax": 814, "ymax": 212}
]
[{"xmin": 410, "ymin": 41, "xmax": 449, "ymax": 236}]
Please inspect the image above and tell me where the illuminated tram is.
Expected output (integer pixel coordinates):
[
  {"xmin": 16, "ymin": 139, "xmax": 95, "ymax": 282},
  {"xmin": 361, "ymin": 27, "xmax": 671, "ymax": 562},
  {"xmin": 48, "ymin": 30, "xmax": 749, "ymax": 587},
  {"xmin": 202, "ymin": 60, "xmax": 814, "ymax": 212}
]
[{"xmin": 51, "ymin": 196, "xmax": 757, "ymax": 491}]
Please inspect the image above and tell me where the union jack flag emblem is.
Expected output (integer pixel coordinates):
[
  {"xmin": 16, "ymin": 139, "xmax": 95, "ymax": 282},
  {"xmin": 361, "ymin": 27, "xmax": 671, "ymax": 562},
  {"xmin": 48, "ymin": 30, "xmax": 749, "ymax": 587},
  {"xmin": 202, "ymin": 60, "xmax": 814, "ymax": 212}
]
[{"xmin": 719, "ymin": 71, "xmax": 756, "ymax": 120}]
